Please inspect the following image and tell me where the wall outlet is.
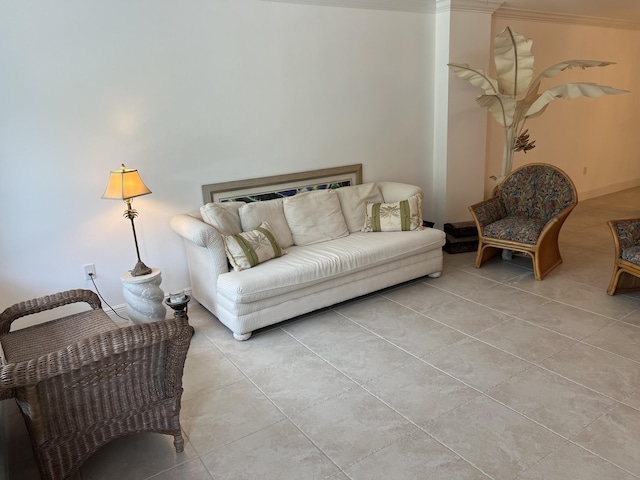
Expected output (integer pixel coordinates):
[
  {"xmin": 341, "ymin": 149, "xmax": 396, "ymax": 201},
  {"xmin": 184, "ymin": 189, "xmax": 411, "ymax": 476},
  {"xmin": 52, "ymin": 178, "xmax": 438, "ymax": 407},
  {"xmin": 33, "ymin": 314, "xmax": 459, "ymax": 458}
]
[{"xmin": 84, "ymin": 263, "xmax": 96, "ymax": 280}]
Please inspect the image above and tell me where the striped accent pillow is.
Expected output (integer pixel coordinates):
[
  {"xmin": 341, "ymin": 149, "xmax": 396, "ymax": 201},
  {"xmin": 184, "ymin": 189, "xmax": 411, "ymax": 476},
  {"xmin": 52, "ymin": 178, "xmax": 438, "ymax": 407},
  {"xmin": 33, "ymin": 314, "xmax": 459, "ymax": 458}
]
[
  {"xmin": 363, "ymin": 193, "xmax": 424, "ymax": 232},
  {"xmin": 223, "ymin": 221, "xmax": 284, "ymax": 271}
]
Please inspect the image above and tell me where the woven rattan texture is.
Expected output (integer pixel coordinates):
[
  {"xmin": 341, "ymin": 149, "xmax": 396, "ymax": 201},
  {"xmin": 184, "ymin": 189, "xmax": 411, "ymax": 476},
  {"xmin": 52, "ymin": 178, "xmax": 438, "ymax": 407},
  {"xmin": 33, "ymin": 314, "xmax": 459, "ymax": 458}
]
[
  {"xmin": 0, "ymin": 289, "xmax": 192, "ymax": 480},
  {"xmin": 1, "ymin": 309, "xmax": 117, "ymax": 363}
]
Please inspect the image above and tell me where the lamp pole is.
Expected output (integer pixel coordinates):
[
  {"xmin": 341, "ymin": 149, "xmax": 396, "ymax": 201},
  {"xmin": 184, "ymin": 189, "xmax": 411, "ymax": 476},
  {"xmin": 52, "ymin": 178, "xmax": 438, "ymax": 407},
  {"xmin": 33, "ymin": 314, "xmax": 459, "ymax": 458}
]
[{"xmin": 124, "ymin": 198, "xmax": 152, "ymax": 276}]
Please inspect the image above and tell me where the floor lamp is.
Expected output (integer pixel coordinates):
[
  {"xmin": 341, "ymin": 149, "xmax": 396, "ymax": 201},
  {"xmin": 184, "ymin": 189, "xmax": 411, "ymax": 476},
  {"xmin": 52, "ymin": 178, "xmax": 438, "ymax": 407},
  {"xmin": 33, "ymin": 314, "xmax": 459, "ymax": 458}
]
[{"xmin": 102, "ymin": 164, "xmax": 153, "ymax": 277}]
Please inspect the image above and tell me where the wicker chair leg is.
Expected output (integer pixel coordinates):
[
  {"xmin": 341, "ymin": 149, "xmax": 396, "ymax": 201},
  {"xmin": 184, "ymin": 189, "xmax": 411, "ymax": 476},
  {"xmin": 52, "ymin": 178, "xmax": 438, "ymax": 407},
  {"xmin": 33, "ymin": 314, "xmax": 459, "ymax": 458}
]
[
  {"xmin": 475, "ymin": 243, "xmax": 500, "ymax": 268},
  {"xmin": 174, "ymin": 432, "xmax": 185, "ymax": 453},
  {"xmin": 607, "ymin": 267, "xmax": 622, "ymax": 295},
  {"xmin": 608, "ymin": 268, "xmax": 640, "ymax": 295}
]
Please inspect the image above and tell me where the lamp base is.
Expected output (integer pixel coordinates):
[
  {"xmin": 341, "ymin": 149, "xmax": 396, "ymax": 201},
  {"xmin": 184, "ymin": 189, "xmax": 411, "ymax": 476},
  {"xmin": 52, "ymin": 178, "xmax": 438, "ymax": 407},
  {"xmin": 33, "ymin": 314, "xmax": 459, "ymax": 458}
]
[{"xmin": 131, "ymin": 260, "xmax": 153, "ymax": 277}]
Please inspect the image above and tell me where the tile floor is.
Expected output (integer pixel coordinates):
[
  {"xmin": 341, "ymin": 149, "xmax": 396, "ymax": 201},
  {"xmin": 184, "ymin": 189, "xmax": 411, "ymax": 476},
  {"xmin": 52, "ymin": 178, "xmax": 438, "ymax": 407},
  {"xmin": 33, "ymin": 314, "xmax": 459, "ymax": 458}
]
[{"xmin": 4, "ymin": 186, "xmax": 640, "ymax": 480}]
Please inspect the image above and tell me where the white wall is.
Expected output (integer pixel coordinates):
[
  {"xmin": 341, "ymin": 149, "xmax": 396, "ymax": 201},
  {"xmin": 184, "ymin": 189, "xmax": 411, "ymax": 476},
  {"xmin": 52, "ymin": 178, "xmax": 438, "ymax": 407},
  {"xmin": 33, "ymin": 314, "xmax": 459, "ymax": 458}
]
[
  {"xmin": 440, "ymin": 9, "xmax": 494, "ymax": 224},
  {"xmin": 2, "ymin": 0, "xmax": 639, "ymax": 316},
  {"xmin": 487, "ymin": 18, "xmax": 640, "ymax": 198},
  {"xmin": 0, "ymin": 0, "xmax": 435, "ymax": 311}
]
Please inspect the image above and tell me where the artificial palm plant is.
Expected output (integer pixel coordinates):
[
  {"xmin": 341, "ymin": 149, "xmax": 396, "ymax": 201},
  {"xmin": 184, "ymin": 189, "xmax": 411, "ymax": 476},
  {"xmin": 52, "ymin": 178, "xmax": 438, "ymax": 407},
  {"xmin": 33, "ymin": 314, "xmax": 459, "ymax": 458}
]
[{"xmin": 448, "ymin": 27, "xmax": 627, "ymax": 181}]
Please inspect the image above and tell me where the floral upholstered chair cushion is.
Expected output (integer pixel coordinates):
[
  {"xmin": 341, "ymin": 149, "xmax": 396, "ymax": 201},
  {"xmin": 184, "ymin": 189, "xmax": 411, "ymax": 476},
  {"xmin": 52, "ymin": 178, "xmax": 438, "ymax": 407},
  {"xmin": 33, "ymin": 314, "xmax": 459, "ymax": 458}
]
[
  {"xmin": 469, "ymin": 163, "xmax": 577, "ymax": 281},
  {"xmin": 476, "ymin": 164, "xmax": 576, "ymax": 243},
  {"xmin": 614, "ymin": 220, "xmax": 640, "ymax": 265},
  {"xmin": 498, "ymin": 164, "xmax": 576, "ymax": 223},
  {"xmin": 607, "ymin": 218, "xmax": 640, "ymax": 295},
  {"xmin": 483, "ymin": 217, "xmax": 547, "ymax": 244}
]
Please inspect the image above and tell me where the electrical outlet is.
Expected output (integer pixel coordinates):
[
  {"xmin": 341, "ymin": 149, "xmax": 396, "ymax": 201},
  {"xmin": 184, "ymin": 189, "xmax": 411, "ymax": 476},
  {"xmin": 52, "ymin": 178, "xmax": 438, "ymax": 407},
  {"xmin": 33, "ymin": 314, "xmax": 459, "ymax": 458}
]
[{"xmin": 84, "ymin": 263, "xmax": 96, "ymax": 280}]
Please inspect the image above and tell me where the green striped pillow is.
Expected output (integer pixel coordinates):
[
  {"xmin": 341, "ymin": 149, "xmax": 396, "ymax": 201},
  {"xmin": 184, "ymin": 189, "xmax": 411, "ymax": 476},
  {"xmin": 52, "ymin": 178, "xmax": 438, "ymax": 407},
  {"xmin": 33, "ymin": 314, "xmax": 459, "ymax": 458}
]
[
  {"xmin": 363, "ymin": 193, "xmax": 424, "ymax": 232},
  {"xmin": 223, "ymin": 221, "xmax": 284, "ymax": 271}
]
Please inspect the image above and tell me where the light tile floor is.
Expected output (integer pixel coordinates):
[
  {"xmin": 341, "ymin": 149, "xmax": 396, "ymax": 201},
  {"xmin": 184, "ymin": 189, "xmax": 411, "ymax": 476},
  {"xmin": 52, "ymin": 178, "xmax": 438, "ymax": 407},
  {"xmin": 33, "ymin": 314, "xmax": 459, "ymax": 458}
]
[{"xmin": 4, "ymin": 186, "xmax": 640, "ymax": 480}]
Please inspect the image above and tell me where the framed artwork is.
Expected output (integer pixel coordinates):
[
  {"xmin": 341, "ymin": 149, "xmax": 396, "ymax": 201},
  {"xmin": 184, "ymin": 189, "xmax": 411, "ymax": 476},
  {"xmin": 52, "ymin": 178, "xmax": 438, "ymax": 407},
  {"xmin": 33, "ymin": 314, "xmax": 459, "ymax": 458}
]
[{"xmin": 202, "ymin": 164, "xmax": 363, "ymax": 204}]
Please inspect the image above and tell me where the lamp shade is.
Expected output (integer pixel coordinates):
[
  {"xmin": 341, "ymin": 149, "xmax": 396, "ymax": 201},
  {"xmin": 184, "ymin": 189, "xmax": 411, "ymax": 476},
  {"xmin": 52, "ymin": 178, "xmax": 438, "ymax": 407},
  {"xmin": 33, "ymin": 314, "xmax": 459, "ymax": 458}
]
[{"xmin": 102, "ymin": 164, "xmax": 151, "ymax": 200}]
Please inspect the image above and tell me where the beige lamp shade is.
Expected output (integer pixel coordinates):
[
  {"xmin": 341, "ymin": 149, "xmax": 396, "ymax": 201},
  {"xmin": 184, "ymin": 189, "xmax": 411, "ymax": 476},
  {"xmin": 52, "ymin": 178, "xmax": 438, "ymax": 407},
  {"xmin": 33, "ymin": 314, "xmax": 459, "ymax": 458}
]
[{"xmin": 102, "ymin": 164, "xmax": 151, "ymax": 200}]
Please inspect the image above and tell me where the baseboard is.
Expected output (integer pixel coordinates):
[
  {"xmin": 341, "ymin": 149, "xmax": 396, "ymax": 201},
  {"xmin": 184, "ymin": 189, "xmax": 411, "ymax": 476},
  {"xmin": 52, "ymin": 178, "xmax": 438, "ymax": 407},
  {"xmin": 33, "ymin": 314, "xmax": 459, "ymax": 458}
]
[{"xmin": 580, "ymin": 179, "xmax": 640, "ymax": 201}]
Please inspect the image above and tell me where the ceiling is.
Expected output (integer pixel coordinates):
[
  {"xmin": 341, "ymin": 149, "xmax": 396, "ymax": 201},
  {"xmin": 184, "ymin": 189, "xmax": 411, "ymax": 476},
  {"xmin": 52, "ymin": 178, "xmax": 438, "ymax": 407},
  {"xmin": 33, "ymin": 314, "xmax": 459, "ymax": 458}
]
[{"xmin": 498, "ymin": 0, "xmax": 640, "ymax": 25}]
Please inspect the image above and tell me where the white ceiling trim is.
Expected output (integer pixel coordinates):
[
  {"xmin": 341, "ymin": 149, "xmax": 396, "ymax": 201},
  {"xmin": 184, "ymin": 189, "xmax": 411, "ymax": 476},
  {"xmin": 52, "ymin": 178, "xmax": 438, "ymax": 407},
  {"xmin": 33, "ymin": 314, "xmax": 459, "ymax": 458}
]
[
  {"xmin": 257, "ymin": 0, "xmax": 434, "ymax": 14},
  {"xmin": 258, "ymin": 0, "xmax": 640, "ymax": 29},
  {"xmin": 435, "ymin": 0, "xmax": 503, "ymax": 15},
  {"xmin": 494, "ymin": 7, "xmax": 640, "ymax": 30},
  {"xmin": 258, "ymin": 0, "xmax": 503, "ymax": 14}
]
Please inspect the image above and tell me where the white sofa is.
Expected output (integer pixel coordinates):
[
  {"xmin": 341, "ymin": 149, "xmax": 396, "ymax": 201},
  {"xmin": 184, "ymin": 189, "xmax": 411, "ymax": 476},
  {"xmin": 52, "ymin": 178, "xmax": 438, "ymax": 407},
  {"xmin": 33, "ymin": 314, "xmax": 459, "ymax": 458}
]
[{"xmin": 170, "ymin": 181, "xmax": 446, "ymax": 340}]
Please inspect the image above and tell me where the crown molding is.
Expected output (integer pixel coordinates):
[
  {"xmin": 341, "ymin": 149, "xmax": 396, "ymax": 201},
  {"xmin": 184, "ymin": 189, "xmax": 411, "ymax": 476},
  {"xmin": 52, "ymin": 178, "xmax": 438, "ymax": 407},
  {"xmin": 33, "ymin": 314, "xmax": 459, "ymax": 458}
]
[
  {"xmin": 257, "ymin": 0, "xmax": 434, "ymax": 13},
  {"xmin": 259, "ymin": 0, "xmax": 504, "ymax": 14},
  {"xmin": 435, "ymin": 0, "xmax": 503, "ymax": 15},
  {"xmin": 494, "ymin": 6, "xmax": 640, "ymax": 31},
  {"xmin": 258, "ymin": 0, "xmax": 640, "ymax": 29}
]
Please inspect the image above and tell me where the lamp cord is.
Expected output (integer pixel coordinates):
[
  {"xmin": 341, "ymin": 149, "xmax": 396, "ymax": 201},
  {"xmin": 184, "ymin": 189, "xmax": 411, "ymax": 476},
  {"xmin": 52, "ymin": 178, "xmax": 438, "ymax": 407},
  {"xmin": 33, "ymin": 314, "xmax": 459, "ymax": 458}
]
[{"xmin": 89, "ymin": 273, "xmax": 130, "ymax": 321}]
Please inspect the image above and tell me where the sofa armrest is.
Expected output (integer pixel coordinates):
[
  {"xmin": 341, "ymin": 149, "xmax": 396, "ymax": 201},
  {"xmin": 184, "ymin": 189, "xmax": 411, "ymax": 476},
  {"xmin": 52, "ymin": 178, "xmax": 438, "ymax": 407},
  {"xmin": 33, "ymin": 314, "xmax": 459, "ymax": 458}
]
[
  {"xmin": 376, "ymin": 182, "xmax": 423, "ymax": 202},
  {"xmin": 469, "ymin": 196, "xmax": 507, "ymax": 231},
  {"xmin": 170, "ymin": 214, "xmax": 230, "ymax": 315},
  {"xmin": 170, "ymin": 214, "xmax": 222, "ymax": 248}
]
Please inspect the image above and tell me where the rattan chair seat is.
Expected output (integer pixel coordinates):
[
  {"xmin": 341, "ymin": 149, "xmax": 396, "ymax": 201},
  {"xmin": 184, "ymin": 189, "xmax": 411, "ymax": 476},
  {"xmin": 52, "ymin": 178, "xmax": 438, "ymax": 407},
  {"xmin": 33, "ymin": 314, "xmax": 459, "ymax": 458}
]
[{"xmin": 1, "ymin": 309, "xmax": 117, "ymax": 363}]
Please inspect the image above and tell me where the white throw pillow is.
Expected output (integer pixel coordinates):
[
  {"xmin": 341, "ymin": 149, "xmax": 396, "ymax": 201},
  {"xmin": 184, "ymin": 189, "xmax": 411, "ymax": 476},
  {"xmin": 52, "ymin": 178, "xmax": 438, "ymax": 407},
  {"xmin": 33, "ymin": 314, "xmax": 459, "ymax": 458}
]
[
  {"xmin": 200, "ymin": 202, "xmax": 245, "ymax": 235},
  {"xmin": 363, "ymin": 193, "xmax": 424, "ymax": 232},
  {"xmin": 223, "ymin": 221, "xmax": 283, "ymax": 271},
  {"xmin": 239, "ymin": 198, "xmax": 294, "ymax": 249},
  {"xmin": 335, "ymin": 183, "xmax": 384, "ymax": 233},
  {"xmin": 283, "ymin": 189, "xmax": 349, "ymax": 246}
]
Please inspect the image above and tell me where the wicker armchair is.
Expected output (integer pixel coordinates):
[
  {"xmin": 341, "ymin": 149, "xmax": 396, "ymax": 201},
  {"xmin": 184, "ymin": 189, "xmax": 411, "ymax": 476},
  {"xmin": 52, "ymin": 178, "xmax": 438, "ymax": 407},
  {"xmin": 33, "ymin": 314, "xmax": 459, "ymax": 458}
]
[
  {"xmin": 607, "ymin": 219, "xmax": 640, "ymax": 295},
  {"xmin": 469, "ymin": 163, "xmax": 577, "ymax": 280},
  {"xmin": 0, "ymin": 289, "xmax": 192, "ymax": 480}
]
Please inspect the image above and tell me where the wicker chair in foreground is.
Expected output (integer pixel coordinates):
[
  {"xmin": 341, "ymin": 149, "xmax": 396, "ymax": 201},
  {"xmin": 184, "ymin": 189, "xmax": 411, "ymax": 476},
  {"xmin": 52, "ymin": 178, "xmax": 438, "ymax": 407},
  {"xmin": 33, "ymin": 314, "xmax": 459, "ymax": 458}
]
[
  {"xmin": 0, "ymin": 289, "xmax": 192, "ymax": 480},
  {"xmin": 607, "ymin": 218, "xmax": 640, "ymax": 295},
  {"xmin": 469, "ymin": 163, "xmax": 578, "ymax": 280}
]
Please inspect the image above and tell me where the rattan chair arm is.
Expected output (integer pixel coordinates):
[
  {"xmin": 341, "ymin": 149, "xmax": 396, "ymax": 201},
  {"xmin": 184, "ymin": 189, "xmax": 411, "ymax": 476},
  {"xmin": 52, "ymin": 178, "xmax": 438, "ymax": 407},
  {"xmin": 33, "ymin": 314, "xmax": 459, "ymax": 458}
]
[
  {"xmin": 0, "ymin": 316, "xmax": 192, "ymax": 390},
  {"xmin": 469, "ymin": 196, "xmax": 505, "ymax": 229},
  {"xmin": 0, "ymin": 289, "xmax": 101, "ymax": 336},
  {"xmin": 609, "ymin": 218, "xmax": 640, "ymax": 252}
]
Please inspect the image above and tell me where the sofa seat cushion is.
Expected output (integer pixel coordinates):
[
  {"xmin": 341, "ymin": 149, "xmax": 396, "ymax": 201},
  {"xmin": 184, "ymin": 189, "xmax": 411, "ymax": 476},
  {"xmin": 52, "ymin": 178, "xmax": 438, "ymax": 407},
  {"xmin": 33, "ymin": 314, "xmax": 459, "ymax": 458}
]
[
  {"xmin": 217, "ymin": 228, "xmax": 445, "ymax": 305},
  {"xmin": 482, "ymin": 216, "xmax": 546, "ymax": 244}
]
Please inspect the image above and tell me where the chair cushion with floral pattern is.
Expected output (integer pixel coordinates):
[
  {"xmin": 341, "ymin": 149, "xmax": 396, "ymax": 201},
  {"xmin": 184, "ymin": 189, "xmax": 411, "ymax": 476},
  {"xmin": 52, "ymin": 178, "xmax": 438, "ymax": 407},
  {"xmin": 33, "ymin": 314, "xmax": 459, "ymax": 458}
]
[
  {"xmin": 499, "ymin": 165, "xmax": 576, "ymax": 223},
  {"xmin": 621, "ymin": 246, "xmax": 640, "ymax": 265},
  {"xmin": 615, "ymin": 220, "xmax": 640, "ymax": 252},
  {"xmin": 483, "ymin": 216, "xmax": 547, "ymax": 245}
]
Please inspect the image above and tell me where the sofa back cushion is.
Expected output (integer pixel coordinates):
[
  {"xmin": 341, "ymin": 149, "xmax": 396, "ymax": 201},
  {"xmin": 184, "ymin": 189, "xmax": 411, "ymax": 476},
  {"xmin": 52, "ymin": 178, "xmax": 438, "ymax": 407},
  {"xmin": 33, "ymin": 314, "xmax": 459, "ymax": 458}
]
[
  {"xmin": 239, "ymin": 198, "xmax": 294, "ymax": 249},
  {"xmin": 335, "ymin": 183, "xmax": 384, "ymax": 233},
  {"xmin": 200, "ymin": 201, "xmax": 245, "ymax": 235},
  {"xmin": 283, "ymin": 190, "xmax": 349, "ymax": 246}
]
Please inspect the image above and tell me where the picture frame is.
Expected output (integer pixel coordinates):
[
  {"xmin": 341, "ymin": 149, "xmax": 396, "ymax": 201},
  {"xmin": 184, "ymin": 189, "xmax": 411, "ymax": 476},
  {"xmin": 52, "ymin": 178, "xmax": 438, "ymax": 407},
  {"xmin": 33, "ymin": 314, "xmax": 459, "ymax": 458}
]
[{"xmin": 202, "ymin": 164, "xmax": 363, "ymax": 204}]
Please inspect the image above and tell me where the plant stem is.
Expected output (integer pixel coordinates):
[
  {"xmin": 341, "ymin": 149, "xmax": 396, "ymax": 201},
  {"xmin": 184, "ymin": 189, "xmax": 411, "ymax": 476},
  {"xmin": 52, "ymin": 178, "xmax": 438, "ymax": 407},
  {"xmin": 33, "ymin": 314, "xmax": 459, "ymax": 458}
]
[{"xmin": 502, "ymin": 128, "xmax": 515, "ymax": 178}]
